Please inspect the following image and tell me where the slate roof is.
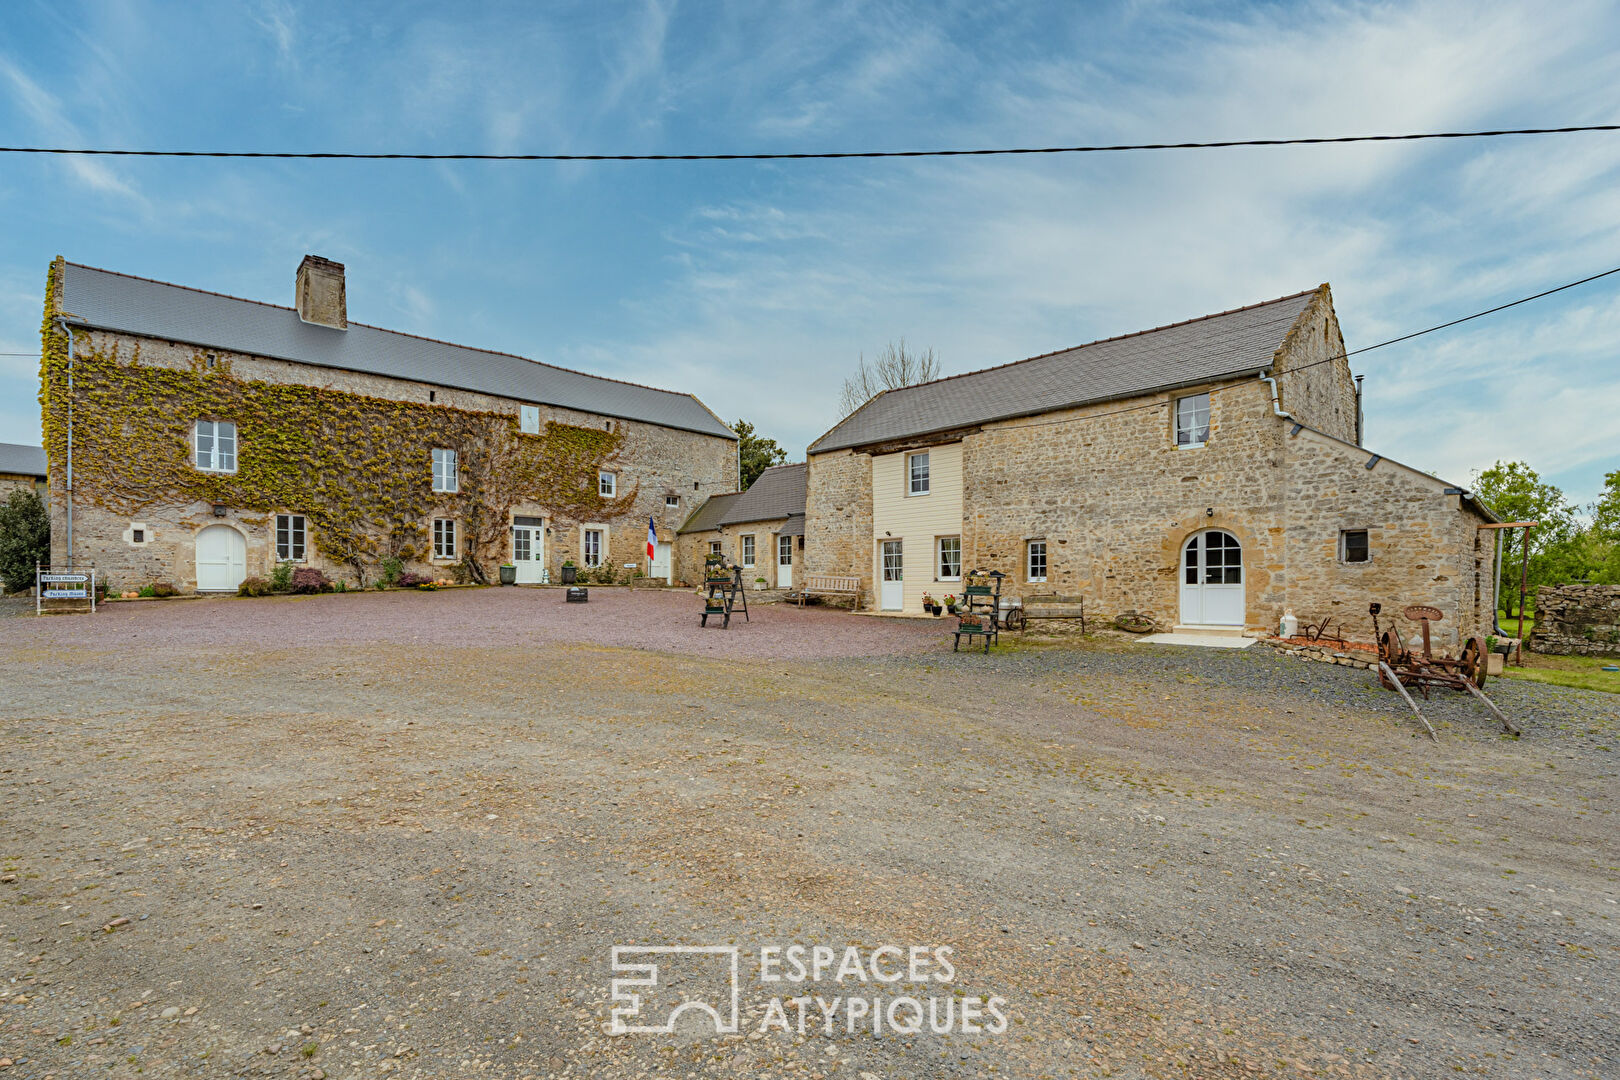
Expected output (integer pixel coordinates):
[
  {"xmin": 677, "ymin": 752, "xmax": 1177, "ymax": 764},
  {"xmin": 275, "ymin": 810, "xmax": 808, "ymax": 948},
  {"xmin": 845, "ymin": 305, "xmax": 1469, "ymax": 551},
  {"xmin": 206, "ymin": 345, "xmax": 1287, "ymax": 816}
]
[
  {"xmin": 717, "ymin": 463, "xmax": 806, "ymax": 526},
  {"xmin": 0, "ymin": 442, "xmax": 47, "ymax": 477},
  {"xmin": 56, "ymin": 262, "xmax": 736, "ymax": 441},
  {"xmin": 676, "ymin": 491, "xmax": 743, "ymax": 534},
  {"xmin": 777, "ymin": 513, "xmax": 805, "ymax": 537},
  {"xmin": 809, "ymin": 288, "xmax": 1322, "ymax": 453}
]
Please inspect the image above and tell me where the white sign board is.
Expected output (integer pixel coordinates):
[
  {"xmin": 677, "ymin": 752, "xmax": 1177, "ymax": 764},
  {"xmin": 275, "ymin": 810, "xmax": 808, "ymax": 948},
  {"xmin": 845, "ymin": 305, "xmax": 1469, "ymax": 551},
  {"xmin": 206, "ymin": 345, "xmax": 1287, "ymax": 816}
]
[{"xmin": 37, "ymin": 567, "xmax": 96, "ymax": 614}]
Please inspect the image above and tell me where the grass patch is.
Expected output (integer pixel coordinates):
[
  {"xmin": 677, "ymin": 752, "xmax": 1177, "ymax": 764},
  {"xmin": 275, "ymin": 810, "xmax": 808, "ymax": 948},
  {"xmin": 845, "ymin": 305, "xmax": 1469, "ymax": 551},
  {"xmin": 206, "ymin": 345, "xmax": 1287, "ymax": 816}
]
[
  {"xmin": 1495, "ymin": 607, "xmax": 1536, "ymax": 639},
  {"xmin": 1502, "ymin": 652, "xmax": 1620, "ymax": 695}
]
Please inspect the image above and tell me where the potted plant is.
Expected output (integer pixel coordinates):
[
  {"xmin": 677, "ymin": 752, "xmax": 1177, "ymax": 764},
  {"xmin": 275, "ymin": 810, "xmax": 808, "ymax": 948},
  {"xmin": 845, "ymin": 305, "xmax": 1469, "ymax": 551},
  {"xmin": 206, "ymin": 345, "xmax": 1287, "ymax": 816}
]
[
  {"xmin": 560, "ymin": 559, "xmax": 577, "ymax": 584},
  {"xmin": 754, "ymin": 576, "xmax": 767, "ymax": 591},
  {"xmin": 922, "ymin": 592, "xmax": 939, "ymax": 616},
  {"xmin": 499, "ymin": 562, "xmax": 517, "ymax": 586},
  {"xmin": 944, "ymin": 594, "xmax": 957, "ymax": 615}
]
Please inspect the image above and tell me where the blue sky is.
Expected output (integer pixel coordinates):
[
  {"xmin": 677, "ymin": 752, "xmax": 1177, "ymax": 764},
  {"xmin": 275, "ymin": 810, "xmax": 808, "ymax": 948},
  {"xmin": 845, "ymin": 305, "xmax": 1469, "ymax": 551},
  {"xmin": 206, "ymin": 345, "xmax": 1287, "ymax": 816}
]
[{"xmin": 2, "ymin": 0, "xmax": 1617, "ymax": 505}]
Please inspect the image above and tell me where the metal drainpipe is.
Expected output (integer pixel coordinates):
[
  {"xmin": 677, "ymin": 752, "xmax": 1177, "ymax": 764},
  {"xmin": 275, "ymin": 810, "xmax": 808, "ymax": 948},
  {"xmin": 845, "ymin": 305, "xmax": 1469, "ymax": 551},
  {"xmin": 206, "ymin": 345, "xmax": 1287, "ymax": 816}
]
[
  {"xmin": 1492, "ymin": 528, "xmax": 1506, "ymax": 637},
  {"xmin": 1259, "ymin": 373, "xmax": 1294, "ymax": 421},
  {"xmin": 55, "ymin": 317, "xmax": 77, "ymax": 566}
]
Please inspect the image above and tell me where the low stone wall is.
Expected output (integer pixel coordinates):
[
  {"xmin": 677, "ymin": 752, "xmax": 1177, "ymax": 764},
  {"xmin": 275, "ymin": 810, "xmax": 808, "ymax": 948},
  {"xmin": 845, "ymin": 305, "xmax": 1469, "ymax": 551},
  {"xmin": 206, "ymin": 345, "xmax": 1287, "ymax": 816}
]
[
  {"xmin": 1530, "ymin": 584, "xmax": 1620, "ymax": 656},
  {"xmin": 1255, "ymin": 636, "xmax": 1377, "ymax": 671}
]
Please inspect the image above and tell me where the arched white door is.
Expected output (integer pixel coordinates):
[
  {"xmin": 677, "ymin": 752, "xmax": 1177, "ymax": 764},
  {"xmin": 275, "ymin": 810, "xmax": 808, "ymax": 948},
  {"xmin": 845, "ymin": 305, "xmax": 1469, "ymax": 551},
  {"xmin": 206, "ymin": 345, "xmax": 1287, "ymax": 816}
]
[
  {"xmin": 195, "ymin": 525, "xmax": 247, "ymax": 592},
  {"xmin": 1179, "ymin": 530, "xmax": 1244, "ymax": 626}
]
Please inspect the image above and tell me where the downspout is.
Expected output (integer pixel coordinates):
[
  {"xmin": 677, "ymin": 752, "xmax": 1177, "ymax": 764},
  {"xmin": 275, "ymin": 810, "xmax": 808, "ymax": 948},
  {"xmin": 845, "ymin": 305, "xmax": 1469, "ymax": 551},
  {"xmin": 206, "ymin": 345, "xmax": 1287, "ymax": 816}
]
[
  {"xmin": 1259, "ymin": 371, "xmax": 1293, "ymax": 422},
  {"xmin": 1354, "ymin": 374, "xmax": 1365, "ymax": 446},
  {"xmin": 54, "ymin": 317, "xmax": 77, "ymax": 567}
]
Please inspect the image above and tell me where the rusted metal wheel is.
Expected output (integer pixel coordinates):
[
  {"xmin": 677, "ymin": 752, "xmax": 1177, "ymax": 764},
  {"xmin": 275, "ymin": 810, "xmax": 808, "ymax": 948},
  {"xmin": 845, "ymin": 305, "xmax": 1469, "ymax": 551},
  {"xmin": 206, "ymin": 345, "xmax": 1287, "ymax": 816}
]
[
  {"xmin": 1460, "ymin": 636, "xmax": 1488, "ymax": 687},
  {"xmin": 1003, "ymin": 608, "xmax": 1026, "ymax": 632}
]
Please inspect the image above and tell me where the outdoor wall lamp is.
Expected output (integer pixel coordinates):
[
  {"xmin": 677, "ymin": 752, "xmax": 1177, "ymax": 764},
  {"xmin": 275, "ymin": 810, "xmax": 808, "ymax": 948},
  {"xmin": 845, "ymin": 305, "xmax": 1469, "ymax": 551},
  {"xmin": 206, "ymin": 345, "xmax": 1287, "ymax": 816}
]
[
  {"xmin": 1206, "ymin": 507, "xmax": 1214, "ymax": 517},
  {"xmin": 211, "ymin": 503, "xmax": 227, "ymax": 517}
]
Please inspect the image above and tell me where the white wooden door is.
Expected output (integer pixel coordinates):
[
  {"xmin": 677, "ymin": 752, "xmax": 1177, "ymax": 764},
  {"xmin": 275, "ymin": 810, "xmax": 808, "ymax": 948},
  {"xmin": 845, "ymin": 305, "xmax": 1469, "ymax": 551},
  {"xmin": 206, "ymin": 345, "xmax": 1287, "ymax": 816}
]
[
  {"xmin": 650, "ymin": 541, "xmax": 672, "ymax": 583},
  {"xmin": 195, "ymin": 525, "xmax": 246, "ymax": 592},
  {"xmin": 1179, "ymin": 530, "xmax": 1244, "ymax": 626},
  {"xmin": 512, "ymin": 525, "xmax": 545, "ymax": 583},
  {"xmin": 879, "ymin": 540, "xmax": 903, "ymax": 610},
  {"xmin": 777, "ymin": 535, "xmax": 793, "ymax": 590}
]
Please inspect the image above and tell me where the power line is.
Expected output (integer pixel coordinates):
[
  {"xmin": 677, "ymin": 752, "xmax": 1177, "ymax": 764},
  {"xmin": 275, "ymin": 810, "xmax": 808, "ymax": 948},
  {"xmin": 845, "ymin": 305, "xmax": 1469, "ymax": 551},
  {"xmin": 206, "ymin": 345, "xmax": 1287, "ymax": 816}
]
[
  {"xmin": 1, "ymin": 125, "xmax": 1616, "ymax": 162},
  {"xmin": 990, "ymin": 263, "xmax": 1620, "ymax": 435}
]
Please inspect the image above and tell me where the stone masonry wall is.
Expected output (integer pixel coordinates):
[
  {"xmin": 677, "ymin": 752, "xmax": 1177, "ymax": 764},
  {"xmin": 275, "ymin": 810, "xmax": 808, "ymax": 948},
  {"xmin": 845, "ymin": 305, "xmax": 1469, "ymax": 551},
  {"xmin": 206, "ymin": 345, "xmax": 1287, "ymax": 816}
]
[
  {"xmin": 804, "ymin": 448, "xmax": 874, "ymax": 600},
  {"xmin": 1272, "ymin": 286, "xmax": 1360, "ymax": 444},
  {"xmin": 1530, "ymin": 584, "xmax": 1620, "ymax": 656},
  {"xmin": 676, "ymin": 518, "xmax": 791, "ymax": 588},
  {"xmin": 46, "ymin": 328, "xmax": 737, "ymax": 590}
]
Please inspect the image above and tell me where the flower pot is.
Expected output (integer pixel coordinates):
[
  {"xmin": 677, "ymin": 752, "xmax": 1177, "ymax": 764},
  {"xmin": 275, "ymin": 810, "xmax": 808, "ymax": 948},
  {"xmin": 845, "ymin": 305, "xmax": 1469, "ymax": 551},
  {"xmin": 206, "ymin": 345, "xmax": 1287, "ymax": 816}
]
[
  {"xmin": 1486, "ymin": 653, "xmax": 1504, "ymax": 676},
  {"xmin": 499, "ymin": 565, "xmax": 517, "ymax": 586},
  {"xmin": 560, "ymin": 565, "xmax": 577, "ymax": 584}
]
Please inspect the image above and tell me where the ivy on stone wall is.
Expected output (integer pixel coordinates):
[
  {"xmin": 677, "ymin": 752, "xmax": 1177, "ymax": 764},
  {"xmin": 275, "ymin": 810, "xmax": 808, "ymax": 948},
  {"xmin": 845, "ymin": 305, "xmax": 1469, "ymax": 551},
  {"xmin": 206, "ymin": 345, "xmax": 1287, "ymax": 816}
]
[{"xmin": 40, "ymin": 261, "xmax": 636, "ymax": 583}]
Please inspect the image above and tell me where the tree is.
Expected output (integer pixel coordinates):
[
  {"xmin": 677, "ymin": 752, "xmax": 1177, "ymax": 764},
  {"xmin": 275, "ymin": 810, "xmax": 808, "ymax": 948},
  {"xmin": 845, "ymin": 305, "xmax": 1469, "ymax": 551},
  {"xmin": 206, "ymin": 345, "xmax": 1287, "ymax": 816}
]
[
  {"xmin": 1472, "ymin": 460, "xmax": 1577, "ymax": 613},
  {"xmin": 0, "ymin": 489, "xmax": 50, "ymax": 593},
  {"xmin": 837, "ymin": 339, "xmax": 941, "ymax": 418},
  {"xmin": 733, "ymin": 419, "xmax": 787, "ymax": 490}
]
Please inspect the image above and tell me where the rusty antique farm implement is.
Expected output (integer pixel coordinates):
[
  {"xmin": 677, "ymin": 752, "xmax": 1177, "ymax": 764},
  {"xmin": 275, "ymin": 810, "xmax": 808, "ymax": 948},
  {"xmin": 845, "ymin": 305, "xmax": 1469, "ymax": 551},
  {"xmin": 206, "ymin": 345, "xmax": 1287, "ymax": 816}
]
[{"xmin": 1369, "ymin": 603, "xmax": 1520, "ymax": 739}]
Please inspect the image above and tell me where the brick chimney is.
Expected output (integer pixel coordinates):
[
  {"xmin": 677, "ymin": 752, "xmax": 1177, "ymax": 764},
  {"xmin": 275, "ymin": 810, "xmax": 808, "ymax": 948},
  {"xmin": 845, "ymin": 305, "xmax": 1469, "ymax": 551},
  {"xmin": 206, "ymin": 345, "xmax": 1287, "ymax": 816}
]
[{"xmin": 295, "ymin": 255, "xmax": 347, "ymax": 329}]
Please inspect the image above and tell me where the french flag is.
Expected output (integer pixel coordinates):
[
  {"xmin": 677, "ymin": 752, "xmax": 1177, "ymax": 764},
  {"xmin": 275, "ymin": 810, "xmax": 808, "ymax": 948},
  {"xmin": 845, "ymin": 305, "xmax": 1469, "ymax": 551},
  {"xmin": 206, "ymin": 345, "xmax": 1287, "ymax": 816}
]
[{"xmin": 646, "ymin": 515, "xmax": 657, "ymax": 561}]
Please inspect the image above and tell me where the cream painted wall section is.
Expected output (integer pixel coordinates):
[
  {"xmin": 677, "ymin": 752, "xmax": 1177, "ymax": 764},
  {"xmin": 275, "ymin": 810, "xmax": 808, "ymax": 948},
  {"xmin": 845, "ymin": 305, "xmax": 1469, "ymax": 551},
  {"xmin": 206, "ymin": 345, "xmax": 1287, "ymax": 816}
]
[{"xmin": 871, "ymin": 442, "xmax": 964, "ymax": 613}]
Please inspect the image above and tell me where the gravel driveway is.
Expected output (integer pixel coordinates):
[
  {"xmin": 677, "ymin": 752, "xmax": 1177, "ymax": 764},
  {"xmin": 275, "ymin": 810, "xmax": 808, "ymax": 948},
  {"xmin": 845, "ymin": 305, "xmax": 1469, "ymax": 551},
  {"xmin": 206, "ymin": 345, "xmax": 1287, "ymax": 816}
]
[{"xmin": 1, "ymin": 591, "xmax": 1615, "ymax": 1079}]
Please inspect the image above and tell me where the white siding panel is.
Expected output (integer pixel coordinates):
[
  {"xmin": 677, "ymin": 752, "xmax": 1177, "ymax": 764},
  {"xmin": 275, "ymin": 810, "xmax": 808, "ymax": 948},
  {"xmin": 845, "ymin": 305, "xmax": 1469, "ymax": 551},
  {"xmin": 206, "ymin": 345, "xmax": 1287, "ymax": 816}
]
[{"xmin": 871, "ymin": 443, "xmax": 964, "ymax": 613}]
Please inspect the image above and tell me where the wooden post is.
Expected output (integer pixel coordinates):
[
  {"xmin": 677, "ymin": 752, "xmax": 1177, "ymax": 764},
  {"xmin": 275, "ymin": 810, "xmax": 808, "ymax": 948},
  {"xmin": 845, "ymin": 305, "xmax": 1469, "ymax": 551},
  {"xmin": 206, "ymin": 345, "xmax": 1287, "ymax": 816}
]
[{"xmin": 1380, "ymin": 662, "xmax": 1437, "ymax": 742}]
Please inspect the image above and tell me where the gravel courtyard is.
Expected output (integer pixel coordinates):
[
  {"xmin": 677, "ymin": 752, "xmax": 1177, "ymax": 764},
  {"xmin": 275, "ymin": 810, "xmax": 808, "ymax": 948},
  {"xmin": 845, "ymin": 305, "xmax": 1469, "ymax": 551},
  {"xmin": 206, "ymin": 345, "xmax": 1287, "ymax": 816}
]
[{"xmin": 2, "ymin": 588, "xmax": 1616, "ymax": 1079}]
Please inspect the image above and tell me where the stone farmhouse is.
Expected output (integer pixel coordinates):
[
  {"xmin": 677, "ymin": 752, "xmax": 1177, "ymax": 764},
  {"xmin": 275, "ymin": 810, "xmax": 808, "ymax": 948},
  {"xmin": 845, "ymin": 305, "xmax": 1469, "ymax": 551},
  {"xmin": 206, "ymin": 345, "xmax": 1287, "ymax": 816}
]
[
  {"xmin": 804, "ymin": 285, "xmax": 1501, "ymax": 647},
  {"xmin": 39, "ymin": 256, "xmax": 737, "ymax": 592},
  {"xmin": 675, "ymin": 462, "xmax": 807, "ymax": 588},
  {"xmin": 0, "ymin": 442, "xmax": 47, "ymax": 497}
]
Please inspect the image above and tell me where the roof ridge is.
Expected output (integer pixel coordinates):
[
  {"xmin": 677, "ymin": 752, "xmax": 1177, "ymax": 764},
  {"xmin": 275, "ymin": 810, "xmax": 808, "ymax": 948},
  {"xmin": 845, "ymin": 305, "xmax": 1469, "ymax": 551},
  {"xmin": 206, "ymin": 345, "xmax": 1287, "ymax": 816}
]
[
  {"xmin": 62, "ymin": 260, "xmax": 720, "ymax": 408},
  {"xmin": 869, "ymin": 286, "xmax": 1322, "ymax": 398}
]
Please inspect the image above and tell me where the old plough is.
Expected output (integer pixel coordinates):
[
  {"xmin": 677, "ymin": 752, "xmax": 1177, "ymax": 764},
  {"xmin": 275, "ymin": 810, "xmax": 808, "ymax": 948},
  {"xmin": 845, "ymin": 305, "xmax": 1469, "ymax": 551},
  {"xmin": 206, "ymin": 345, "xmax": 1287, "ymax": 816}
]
[{"xmin": 1370, "ymin": 603, "xmax": 1519, "ymax": 739}]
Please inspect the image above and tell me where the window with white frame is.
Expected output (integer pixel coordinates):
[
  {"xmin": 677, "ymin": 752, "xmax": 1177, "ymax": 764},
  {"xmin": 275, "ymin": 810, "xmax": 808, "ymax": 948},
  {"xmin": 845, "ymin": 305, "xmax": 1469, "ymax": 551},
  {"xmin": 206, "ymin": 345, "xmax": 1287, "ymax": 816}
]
[
  {"xmin": 908, "ymin": 451, "xmax": 931, "ymax": 495},
  {"xmin": 741, "ymin": 534, "xmax": 755, "ymax": 567},
  {"xmin": 275, "ymin": 514, "xmax": 307, "ymax": 562},
  {"xmin": 936, "ymin": 536, "xmax": 962, "ymax": 580},
  {"xmin": 665, "ymin": 494, "xmax": 680, "ymax": 509},
  {"xmin": 519, "ymin": 405, "xmax": 540, "ymax": 434},
  {"xmin": 1341, "ymin": 529, "xmax": 1370, "ymax": 563},
  {"xmin": 1175, "ymin": 393, "xmax": 1211, "ymax": 447},
  {"xmin": 1027, "ymin": 540, "xmax": 1047, "ymax": 582},
  {"xmin": 433, "ymin": 518, "xmax": 457, "ymax": 559},
  {"xmin": 599, "ymin": 471, "xmax": 616, "ymax": 497},
  {"xmin": 194, "ymin": 420, "xmax": 237, "ymax": 473},
  {"xmin": 709, "ymin": 540, "xmax": 723, "ymax": 556},
  {"xmin": 432, "ymin": 448, "xmax": 458, "ymax": 492},
  {"xmin": 582, "ymin": 528, "xmax": 604, "ymax": 566}
]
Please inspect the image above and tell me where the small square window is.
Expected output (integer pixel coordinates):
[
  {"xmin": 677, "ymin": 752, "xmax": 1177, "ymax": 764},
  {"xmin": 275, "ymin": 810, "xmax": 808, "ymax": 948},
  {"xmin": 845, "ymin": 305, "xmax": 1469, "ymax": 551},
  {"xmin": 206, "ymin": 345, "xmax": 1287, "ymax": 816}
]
[
  {"xmin": 665, "ymin": 494, "xmax": 680, "ymax": 508},
  {"xmin": 908, "ymin": 451, "xmax": 931, "ymax": 495},
  {"xmin": 1027, "ymin": 540, "xmax": 1047, "ymax": 582},
  {"xmin": 599, "ymin": 471, "xmax": 616, "ymax": 498},
  {"xmin": 275, "ymin": 514, "xmax": 307, "ymax": 562},
  {"xmin": 1341, "ymin": 529, "xmax": 1370, "ymax": 563},
  {"xmin": 131, "ymin": 528, "xmax": 145, "ymax": 544},
  {"xmin": 433, "ymin": 518, "xmax": 457, "ymax": 559},
  {"xmin": 1175, "ymin": 393, "xmax": 1211, "ymax": 447},
  {"xmin": 432, "ymin": 448, "xmax": 458, "ymax": 493}
]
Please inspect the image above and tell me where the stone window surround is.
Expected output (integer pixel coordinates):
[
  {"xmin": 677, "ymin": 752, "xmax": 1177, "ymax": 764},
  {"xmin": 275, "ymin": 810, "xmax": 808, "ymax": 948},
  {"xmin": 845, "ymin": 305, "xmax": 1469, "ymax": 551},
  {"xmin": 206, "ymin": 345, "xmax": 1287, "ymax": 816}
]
[{"xmin": 124, "ymin": 521, "xmax": 151, "ymax": 546}]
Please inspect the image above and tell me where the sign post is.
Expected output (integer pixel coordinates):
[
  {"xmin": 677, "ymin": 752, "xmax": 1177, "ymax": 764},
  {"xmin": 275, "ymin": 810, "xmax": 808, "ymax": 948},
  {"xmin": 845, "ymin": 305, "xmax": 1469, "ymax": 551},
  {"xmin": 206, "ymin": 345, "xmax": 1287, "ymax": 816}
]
[{"xmin": 36, "ymin": 565, "xmax": 96, "ymax": 615}]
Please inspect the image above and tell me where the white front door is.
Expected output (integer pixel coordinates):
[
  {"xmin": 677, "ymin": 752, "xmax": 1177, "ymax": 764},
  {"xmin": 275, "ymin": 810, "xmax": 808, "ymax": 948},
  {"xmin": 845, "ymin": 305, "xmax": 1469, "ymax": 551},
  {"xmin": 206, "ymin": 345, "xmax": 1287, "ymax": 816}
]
[
  {"xmin": 777, "ymin": 535, "xmax": 793, "ymax": 590},
  {"xmin": 650, "ymin": 541, "xmax": 672, "ymax": 583},
  {"xmin": 195, "ymin": 525, "xmax": 246, "ymax": 592},
  {"xmin": 880, "ymin": 540, "xmax": 903, "ymax": 610},
  {"xmin": 512, "ymin": 525, "xmax": 546, "ymax": 583},
  {"xmin": 1178, "ymin": 529, "xmax": 1245, "ymax": 626}
]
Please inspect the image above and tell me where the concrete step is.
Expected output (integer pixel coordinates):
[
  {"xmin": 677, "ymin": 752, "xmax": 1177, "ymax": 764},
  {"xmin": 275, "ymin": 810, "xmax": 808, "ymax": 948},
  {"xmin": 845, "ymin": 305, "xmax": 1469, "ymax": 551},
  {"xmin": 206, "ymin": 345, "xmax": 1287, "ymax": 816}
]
[{"xmin": 1171, "ymin": 624, "xmax": 1249, "ymax": 638}]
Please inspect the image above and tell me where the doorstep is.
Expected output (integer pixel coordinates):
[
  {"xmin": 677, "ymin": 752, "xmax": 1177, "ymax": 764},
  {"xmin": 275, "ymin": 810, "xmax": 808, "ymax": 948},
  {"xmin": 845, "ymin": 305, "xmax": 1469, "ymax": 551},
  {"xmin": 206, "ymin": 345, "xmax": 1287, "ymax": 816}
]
[{"xmin": 1138, "ymin": 632, "xmax": 1255, "ymax": 649}]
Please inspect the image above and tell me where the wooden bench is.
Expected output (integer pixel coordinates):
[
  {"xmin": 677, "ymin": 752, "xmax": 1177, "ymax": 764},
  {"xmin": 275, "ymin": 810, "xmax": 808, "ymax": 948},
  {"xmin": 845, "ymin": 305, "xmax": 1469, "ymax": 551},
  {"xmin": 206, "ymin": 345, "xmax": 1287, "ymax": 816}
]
[
  {"xmin": 794, "ymin": 574, "xmax": 862, "ymax": 608},
  {"xmin": 1005, "ymin": 594, "xmax": 1084, "ymax": 632}
]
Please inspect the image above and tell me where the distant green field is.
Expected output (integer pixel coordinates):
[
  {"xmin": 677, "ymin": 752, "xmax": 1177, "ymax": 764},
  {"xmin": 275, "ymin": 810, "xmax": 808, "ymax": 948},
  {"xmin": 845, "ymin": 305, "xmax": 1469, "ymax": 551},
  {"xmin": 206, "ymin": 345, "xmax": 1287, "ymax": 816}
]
[{"xmin": 1503, "ymin": 652, "xmax": 1620, "ymax": 695}]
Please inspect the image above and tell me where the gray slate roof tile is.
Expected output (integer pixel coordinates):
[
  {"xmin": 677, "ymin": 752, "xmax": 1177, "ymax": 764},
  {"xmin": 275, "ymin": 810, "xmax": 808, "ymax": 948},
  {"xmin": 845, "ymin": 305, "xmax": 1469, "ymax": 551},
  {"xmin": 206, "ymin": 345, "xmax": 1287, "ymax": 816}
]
[
  {"xmin": 809, "ymin": 288, "xmax": 1321, "ymax": 453},
  {"xmin": 0, "ymin": 442, "xmax": 47, "ymax": 477},
  {"xmin": 717, "ymin": 463, "xmax": 806, "ymax": 525},
  {"xmin": 676, "ymin": 491, "xmax": 743, "ymax": 534},
  {"xmin": 58, "ymin": 262, "xmax": 736, "ymax": 440}
]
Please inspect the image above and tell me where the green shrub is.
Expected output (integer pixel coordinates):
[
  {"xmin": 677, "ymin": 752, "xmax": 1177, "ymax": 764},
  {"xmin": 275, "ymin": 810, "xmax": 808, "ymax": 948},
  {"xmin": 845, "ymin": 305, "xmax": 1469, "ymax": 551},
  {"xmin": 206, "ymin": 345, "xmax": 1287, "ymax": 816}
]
[
  {"xmin": 137, "ymin": 585, "xmax": 156, "ymax": 598},
  {"xmin": 269, "ymin": 560, "xmax": 295, "ymax": 592},
  {"xmin": 151, "ymin": 582, "xmax": 177, "ymax": 598},
  {"xmin": 289, "ymin": 567, "xmax": 331, "ymax": 594},
  {"xmin": 0, "ymin": 489, "xmax": 50, "ymax": 594},
  {"xmin": 237, "ymin": 576, "xmax": 273, "ymax": 597},
  {"xmin": 380, "ymin": 556, "xmax": 403, "ymax": 586}
]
